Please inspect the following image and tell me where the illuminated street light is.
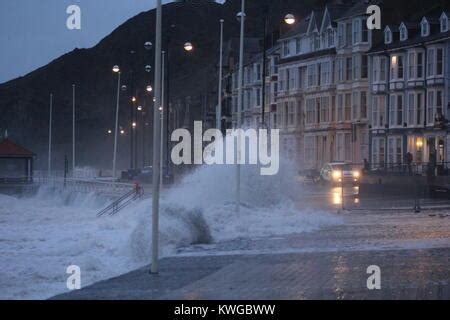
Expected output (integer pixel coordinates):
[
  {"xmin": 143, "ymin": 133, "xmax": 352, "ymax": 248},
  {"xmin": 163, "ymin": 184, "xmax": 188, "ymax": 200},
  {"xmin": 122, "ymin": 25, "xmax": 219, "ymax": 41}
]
[
  {"xmin": 144, "ymin": 41, "xmax": 153, "ymax": 51},
  {"xmin": 107, "ymin": 129, "xmax": 112, "ymax": 134},
  {"xmin": 121, "ymin": 85, "xmax": 127, "ymax": 91},
  {"xmin": 145, "ymin": 65, "xmax": 152, "ymax": 73},
  {"xmin": 132, "ymin": 122, "xmax": 137, "ymax": 128},
  {"xmin": 184, "ymin": 42, "xmax": 194, "ymax": 52},
  {"xmin": 284, "ymin": 14, "xmax": 296, "ymax": 25},
  {"xmin": 120, "ymin": 129, "xmax": 125, "ymax": 135},
  {"xmin": 131, "ymin": 96, "xmax": 137, "ymax": 102},
  {"xmin": 112, "ymin": 65, "xmax": 120, "ymax": 73},
  {"xmin": 146, "ymin": 85, "xmax": 153, "ymax": 92},
  {"xmin": 137, "ymin": 106, "xmax": 143, "ymax": 111}
]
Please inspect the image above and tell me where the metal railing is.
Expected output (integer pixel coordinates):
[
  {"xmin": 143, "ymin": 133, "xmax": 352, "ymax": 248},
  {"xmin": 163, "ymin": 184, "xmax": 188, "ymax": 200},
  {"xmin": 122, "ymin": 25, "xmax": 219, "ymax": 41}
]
[{"xmin": 97, "ymin": 185, "xmax": 144, "ymax": 217}]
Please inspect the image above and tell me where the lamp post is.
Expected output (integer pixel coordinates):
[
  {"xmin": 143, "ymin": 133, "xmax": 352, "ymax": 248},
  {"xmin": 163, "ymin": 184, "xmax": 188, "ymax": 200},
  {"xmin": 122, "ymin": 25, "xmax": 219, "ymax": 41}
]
[
  {"xmin": 160, "ymin": 51, "xmax": 166, "ymax": 190},
  {"xmin": 236, "ymin": 0, "xmax": 245, "ymax": 214},
  {"xmin": 72, "ymin": 84, "xmax": 76, "ymax": 175},
  {"xmin": 48, "ymin": 93, "xmax": 53, "ymax": 178},
  {"xmin": 151, "ymin": 0, "xmax": 162, "ymax": 275},
  {"xmin": 217, "ymin": 19, "xmax": 224, "ymax": 131},
  {"xmin": 112, "ymin": 65, "xmax": 121, "ymax": 184}
]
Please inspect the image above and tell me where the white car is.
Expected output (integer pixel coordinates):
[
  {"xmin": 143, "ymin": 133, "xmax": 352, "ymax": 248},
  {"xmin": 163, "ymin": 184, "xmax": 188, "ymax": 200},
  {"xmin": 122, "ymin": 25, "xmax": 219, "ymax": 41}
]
[{"xmin": 320, "ymin": 162, "xmax": 361, "ymax": 185}]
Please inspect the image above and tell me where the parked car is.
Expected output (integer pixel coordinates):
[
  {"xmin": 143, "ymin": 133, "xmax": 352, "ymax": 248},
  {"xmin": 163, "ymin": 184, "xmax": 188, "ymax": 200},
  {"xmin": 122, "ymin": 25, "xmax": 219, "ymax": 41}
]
[{"xmin": 320, "ymin": 162, "xmax": 361, "ymax": 185}]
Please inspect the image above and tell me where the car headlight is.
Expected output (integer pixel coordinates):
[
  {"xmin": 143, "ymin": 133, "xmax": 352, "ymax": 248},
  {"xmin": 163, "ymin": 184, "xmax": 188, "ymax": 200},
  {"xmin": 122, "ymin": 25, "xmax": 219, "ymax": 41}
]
[
  {"xmin": 332, "ymin": 170, "xmax": 342, "ymax": 180},
  {"xmin": 352, "ymin": 171, "xmax": 360, "ymax": 178}
]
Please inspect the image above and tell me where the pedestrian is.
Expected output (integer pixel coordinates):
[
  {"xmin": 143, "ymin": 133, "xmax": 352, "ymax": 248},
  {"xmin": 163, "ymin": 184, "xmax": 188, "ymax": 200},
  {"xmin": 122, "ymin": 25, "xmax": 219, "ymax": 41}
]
[
  {"xmin": 406, "ymin": 152, "xmax": 413, "ymax": 175},
  {"xmin": 363, "ymin": 158, "xmax": 370, "ymax": 173}
]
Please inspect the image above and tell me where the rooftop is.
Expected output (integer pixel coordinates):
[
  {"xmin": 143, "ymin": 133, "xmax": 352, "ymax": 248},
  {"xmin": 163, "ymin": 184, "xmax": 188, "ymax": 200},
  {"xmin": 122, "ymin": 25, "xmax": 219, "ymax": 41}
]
[{"xmin": 0, "ymin": 138, "xmax": 35, "ymax": 157}]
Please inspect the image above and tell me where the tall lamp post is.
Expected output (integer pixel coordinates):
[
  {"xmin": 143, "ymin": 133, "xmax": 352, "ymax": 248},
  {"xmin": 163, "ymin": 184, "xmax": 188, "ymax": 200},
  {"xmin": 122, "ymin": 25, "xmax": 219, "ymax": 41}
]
[
  {"xmin": 112, "ymin": 65, "xmax": 121, "ymax": 184},
  {"xmin": 217, "ymin": 19, "xmax": 224, "ymax": 131},
  {"xmin": 151, "ymin": 0, "xmax": 162, "ymax": 275},
  {"xmin": 72, "ymin": 84, "xmax": 76, "ymax": 175},
  {"xmin": 236, "ymin": 0, "xmax": 245, "ymax": 214},
  {"xmin": 48, "ymin": 93, "xmax": 53, "ymax": 178}
]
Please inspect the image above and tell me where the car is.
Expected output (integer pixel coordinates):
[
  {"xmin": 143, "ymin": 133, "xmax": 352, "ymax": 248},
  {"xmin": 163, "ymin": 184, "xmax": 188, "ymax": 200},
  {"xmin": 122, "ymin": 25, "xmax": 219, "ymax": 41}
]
[{"xmin": 320, "ymin": 162, "xmax": 361, "ymax": 185}]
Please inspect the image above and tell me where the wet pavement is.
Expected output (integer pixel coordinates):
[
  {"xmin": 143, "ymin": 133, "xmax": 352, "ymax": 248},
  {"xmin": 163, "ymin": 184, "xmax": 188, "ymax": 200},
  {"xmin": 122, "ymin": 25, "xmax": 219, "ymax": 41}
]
[{"xmin": 53, "ymin": 208, "xmax": 450, "ymax": 300}]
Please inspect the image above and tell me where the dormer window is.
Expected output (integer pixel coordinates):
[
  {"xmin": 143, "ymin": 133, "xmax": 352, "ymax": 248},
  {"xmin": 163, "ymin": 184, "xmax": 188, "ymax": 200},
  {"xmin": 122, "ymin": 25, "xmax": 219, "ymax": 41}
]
[
  {"xmin": 440, "ymin": 13, "xmax": 449, "ymax": 32},
  {"xmin": 421, "ymin": 18, "xmax": 430, "ymax": 37},
  {"xmin": 384, "ymin": 27, "xmax": 392, "ymax": 44},
  {"xmin": 399, "ymin": 23, "xmax": 408, "ymax": 41}
]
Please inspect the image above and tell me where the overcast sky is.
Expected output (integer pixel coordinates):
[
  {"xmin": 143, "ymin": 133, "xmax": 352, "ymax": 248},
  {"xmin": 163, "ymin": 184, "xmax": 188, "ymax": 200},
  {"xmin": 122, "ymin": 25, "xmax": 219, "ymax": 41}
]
[{"xmin": 0, "ymin": 1, "xmax": 225, "ymax": 84}]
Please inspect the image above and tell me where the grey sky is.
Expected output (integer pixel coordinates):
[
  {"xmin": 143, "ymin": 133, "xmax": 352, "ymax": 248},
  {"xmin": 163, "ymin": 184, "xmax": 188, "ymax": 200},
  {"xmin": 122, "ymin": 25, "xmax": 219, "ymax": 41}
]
[{"xmin": 0, "ymin": 0, "xmax": 192, "ymax": 84}]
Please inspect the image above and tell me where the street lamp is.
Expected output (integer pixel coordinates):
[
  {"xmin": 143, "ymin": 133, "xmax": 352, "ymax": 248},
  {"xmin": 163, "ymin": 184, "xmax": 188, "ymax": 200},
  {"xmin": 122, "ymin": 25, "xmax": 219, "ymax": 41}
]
[
  {"xmin": 112, "ymin": 65, "xmax": 121, "ymax": 184},
  {"xmin": 144, "ymin": 41, "xmax": 153, "ymax": 51},
  {"xmin": 184, "ymin": 42, "xmax": 194, "ymax": 52},
  {"xmin": 284, "ymin": 14, "xmax": 296, "ymax": 25},
  {"xmin": 131, "ymin": 96, "xmax": 137, "ymax": 102},
  {"xmin": 235, "ymin": 0, "xmax": 245, "ymax": 214},
  {"xmin": 145, "ymin": 65, "xmax": 152, "ymax": 73},
  {"xmin": 151, "ymin": 0, "xmax": 163, "ymax": 275},
  {"xmin": 137, "ymin": 105, "xmax": 143, "ymax": 111},
  {"xmin": 146, "ymin": 85, "xmax": 153, "ymax": 92}
]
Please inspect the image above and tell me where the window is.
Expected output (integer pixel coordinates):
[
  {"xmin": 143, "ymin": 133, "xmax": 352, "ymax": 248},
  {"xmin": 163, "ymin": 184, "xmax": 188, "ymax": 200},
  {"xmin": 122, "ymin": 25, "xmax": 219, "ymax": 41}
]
[
  {"xmin": 380, "ymin": 57, "xmax": 387, "ymax": 81},
  {"xmin": 362, "ymin": 18, "xmax": 369, "ymax": 42},
  {"xmin": 321, "ymin": 61, "xmax": 330, "ymax": 85},
  {"xmin": 397, "ymin": 95, "xmax": 404, "ymax": 126},
  {"xmin": 331, "ymin": 96, "xmax": 336, "ymax": 122},
  {"xmin": 389, "ymin": 94, "xmax": 404, "ymax": 126},
  {"xmin": 295, "ymin": 38, "xmax": 301, "ymax": 54},
  {"xmin": 427, "ymin": 48, "xmax": 444, "ymax": 77},
  {"xmin": 427, "ymin": 48, "xmax": 435, "ymax": 77},
  {"xmin": 338, "ymin": 23, "xmax": 344, "ymax": 48},
  {"xmin": 320, "ymin": 96, "xmax": 329, "ymax": 123},
  {"xmin": 346, "ymin": 57, "xmax": 352, "ymax": 81},
  {"xmin": 256, "ymin": 64, "xmax": 261, "ymax": 81},
  {"xmin": 384, "ymin": 28, "xmax": 392, "ymax": 44},
  {"xmin": 372, "ymin": 137, "xmax": 386, "ymax": 167},
  {"xmin": 353, "ymin": 19, "xmax": 360, "ymax": 44},
  {"xmin": 337, "ymin": 94, "xmax": 343, "ymax": 122},
  {"xmin": 314, "ymin": 33, "xmax": 320, "ymax": 50},
  {"xmin": 417, "ymin": 52, "xmax": 423, "ymax": 78},
  {"xmin": 421, "ymin": 19, "xmax": 429, "ymax": 37},
  {"xmin": 361, "ymin": 55, "xmax": 368, "ymax": 79},
  {"xmin": 416, "ymin": 93, "xmax": 423, "ymax": 126},
  {"xmin": 441, "ymin": 14, "xmax": 449, "ymax": 32},
  {"xmin": 283, "ymin": 41, "xmax": 290, "ymax": 56},
  {"xmin": 344, "ymin": 93, "xmax": 351, "ymax": 121},
  {"xmin": 338, "ymin": 57, "xmax": 344, "ymax": 82},
  {"xmin": 306, "ymin": 99, "xmax": 315, "ymax": 124},
  {"xmin": 328, "ymin": 29, "xmax": 334, "ymax": 47},
  {"xmin": 288, "ymin": 101, "xmax": 295, "ymax": 126},
  {"xmin": 352, "ymin": 92, "xmax": 359, "ymax": 120},
  {"xmin": 372, "ymin": 95, "xmax": 386, "ymax": 128},
  {"xmin": 436, "ymin": 90, "xmax": 443, "ymax": 119},
  {"xmin": 408, "ymin": 52, "xmax": 415, "ymax": 79},
  {"xmin": 286, "ymin": 68, "xmax": 290, "ymax": 90},
  {"xmin": 398, "ymin": 56, "xmax": 404, "ymax": 79},
  {"xmin": 436, "ymin": 48, "xmax": 443, "ymax": 75},
  {"xmin": 408, "ymin": 93, "xmax": 415, "ymax": 125},
  {"xmin": 360, "ymin": 91, "xmax": 367, "ymax": 119},
  {"xmin": 388, "ymin": 136, "xmax": 403, "ymax": 165},
  {"xmin": 353, "ymin": 55, "xmax": 360, "ymax": 80},
  {"xmin": 255, "ymin": 88, "xmax": 261, "ymax": 106},
  {"xmin": 427, "ymin": 90, "xmax": 434, "ymax": 125},
  {"xmin": 390, "ymin": 55, "xmax": 404, "ymax": 80},
  {"xmin": 400, "ymin": 24, "xmax": 408, "ymax": 41},
  {"xmin": 345, "ymin": 23, "xmax": 352, "ymax": 48},
  {"xmin": 344, "ymin": 133, "xmax": 352, "ymax": 161}
]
